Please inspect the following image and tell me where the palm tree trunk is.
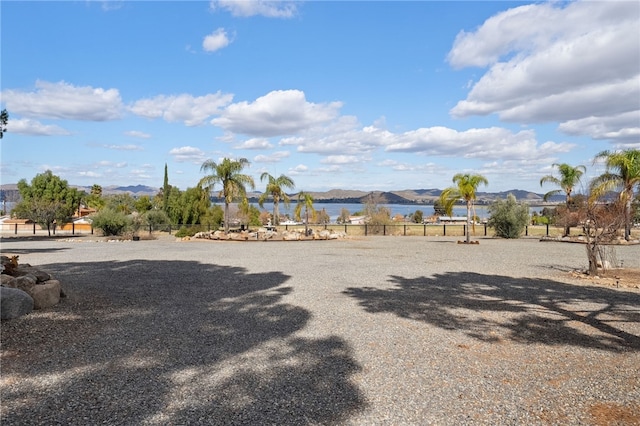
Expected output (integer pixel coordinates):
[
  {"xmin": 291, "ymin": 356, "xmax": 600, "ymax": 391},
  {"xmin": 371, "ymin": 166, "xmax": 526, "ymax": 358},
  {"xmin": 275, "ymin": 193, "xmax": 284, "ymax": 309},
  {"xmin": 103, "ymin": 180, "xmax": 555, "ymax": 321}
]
[
  {"xmin": 466, "ymin": 201, "xmax": 471, "ymax": 244},
  {"xmin": 224, "ymin": 202, "xmax": 230, "ymax": 234},
  {"xmin": 625, "ymin": 195, "xmax": 632, "ymax": 241},
  {"xmin": 273, "ymin": 201, "xmax": 279, "ymax": 226},
  {"xmin": 304, "ymin": 208, "xmax": 309, "ymax": 236}
]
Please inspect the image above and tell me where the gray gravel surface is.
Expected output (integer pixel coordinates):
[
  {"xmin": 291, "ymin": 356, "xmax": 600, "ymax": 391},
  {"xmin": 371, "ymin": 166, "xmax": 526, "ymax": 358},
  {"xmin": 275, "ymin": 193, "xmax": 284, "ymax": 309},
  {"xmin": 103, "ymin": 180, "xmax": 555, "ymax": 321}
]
[{"xmin": 1, "ymin": 235, "xmax": 639, "ymax": 425}]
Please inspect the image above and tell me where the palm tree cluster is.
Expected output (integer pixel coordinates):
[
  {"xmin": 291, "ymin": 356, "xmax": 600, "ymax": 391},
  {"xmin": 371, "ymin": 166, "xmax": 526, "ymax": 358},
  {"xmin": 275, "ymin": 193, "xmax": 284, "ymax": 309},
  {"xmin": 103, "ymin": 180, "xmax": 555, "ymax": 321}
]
[
  {"xmin": 539, "ymin": 149, "xmax": 640, "ymax": 240},
  {"xmin": 198, "ymin": 157, "xmax": 313, "ymax": 233}
]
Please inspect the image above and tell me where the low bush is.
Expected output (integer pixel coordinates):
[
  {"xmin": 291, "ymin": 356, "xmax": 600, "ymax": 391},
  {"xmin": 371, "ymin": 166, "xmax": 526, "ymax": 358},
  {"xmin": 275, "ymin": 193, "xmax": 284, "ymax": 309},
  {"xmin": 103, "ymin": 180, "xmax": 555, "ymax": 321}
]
[
  {"xmin": 92, "ymin": 208, "xmax": 130, "ymax": 236},
  {"xmin": 174, "ymin": 225, "xmax": 207, "ymax": 238},
  {"xmin": 487, "ymin": 194, "xmax": 530, "ymax": 239}
]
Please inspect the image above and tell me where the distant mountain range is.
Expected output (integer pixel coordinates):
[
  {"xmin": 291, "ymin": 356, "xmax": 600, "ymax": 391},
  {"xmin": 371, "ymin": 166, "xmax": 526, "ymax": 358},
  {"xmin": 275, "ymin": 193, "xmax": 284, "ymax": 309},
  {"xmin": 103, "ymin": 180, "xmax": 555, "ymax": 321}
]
[{"xmin": 0, "ymin": 183, "xmax": 566, "ymax": 205}]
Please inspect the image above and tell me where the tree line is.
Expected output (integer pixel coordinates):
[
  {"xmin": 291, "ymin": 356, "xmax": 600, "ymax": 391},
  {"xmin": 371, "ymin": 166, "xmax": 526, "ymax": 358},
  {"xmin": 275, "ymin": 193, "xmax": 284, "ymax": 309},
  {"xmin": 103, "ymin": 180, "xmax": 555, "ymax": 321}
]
[{"xmin": 7, "ymin": 150, "xmax": 639, "ymax": 250}]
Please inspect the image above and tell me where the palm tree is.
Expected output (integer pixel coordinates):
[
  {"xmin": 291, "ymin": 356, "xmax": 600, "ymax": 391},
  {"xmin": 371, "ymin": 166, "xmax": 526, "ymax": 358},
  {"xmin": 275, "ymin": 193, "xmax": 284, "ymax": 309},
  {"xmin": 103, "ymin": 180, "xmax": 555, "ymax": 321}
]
[
  {"xmin": 294, "ymin": 191, "xmax": 316, "ymax": 236},
  {"xmin": 258, "ymin": 173, "xmax": 295, "ymax": 226},
  {"xmin": 540, "ymin": 163, "xmax": 586, "ymax": 236},
  {"xmin": 590, "ymin": 149, "xmax": 640, "ymax": 240},
  {"xmin": 198, "ymin": 158, "xmax": 255, "ymax": 234},
  {"xmin": 439, "ymin": 173, "xmax": 488, "ymax": 244}
]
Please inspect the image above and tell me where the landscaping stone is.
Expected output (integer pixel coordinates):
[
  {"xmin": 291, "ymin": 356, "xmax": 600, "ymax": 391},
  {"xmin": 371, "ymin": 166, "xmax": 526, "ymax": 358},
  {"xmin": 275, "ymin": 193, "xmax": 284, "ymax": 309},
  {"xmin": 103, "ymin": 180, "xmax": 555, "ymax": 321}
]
[
  {"xmin": 30, "ymin": 279, "xmax": 61, "ymax": 310},
  {"xmin": 0, "ymin": 286, "xmax": 34, "ymax": 320}
]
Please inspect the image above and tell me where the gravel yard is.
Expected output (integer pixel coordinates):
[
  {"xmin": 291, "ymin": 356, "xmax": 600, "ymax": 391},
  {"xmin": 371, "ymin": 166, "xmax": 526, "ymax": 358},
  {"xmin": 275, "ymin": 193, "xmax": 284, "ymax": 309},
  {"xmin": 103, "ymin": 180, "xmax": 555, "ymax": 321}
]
[{"xmin": 1, "ymin": 235, "xmax": 639, "ymax": 425}]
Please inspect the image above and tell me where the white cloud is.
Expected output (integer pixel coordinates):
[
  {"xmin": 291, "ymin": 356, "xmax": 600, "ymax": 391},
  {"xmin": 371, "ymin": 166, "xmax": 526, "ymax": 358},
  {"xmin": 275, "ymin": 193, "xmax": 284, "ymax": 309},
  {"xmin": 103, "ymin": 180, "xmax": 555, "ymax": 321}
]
[
  {"xmin": 1, "ymin": 80, "xmax": 123, "ymax": 121},
  {"xmin": 321, "ymin": 155, "xmax": 368, "ymax": 165},
  {"xmin": 102, "ymin": 144, "xmax": 144, "ymax": 151},
  {"xmin": 78, "ymin": 170, "xmax": 102, "ymax": 178},
  {"xmin": 130, "ymin": 92, "xmax": 233, "ymax": 126},
  {"xmin": 212, "ymin": 90, "xmax": 342, "ymax": 137},
  {"xmin": 169, "ymin": 146, "xmax": 208, "ymax": 164},
  {"xmin": 210, "ymin": 0, "xmax": 297, "ymax": 18},
  {"xmin": 448, "ymin": 1, "xmax": 640, "ymax": 144},
  {"xmin": 280, "ymin": 116, "xmax": 391, "ymax": 155},
  {"xmin": 203, "ymin": 28, "xmax": 231, "ymax": 52},
  {"xmin": 558, "ymin": 111, "xmax": 640, "ymax": 146},
  {"xmin": 125, "ymin": 130, "xmax": 151, "ymax": 139},
  {"xmin": 95, "ymin": 160, "xmax": 128, "ymax": 168},
  {"xmin": 6, "ymin": 118, "xmax": 72, "ymax": 136},
  {"xmin": 253, "ymin": 151, "xmax": 290, "ymax": 163},
  {"xmin": 386, "ymin": 127, "xmax": 573, "ymax": 161},
  {"xmin": 234, "ymin": 138, "xmax": 273, "ymax": 150},
  {"xmin": 288, "ymin": 164, "xmax": 308, "ymax": 175}
]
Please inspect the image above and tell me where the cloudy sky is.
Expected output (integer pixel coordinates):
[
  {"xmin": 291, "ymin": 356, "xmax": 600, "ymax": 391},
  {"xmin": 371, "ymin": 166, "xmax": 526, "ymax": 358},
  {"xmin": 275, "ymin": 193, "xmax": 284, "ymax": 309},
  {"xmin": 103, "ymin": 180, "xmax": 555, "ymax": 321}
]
[{"xmin": 1, "ymin": 0, "xmax": 638, "ymax": 193}]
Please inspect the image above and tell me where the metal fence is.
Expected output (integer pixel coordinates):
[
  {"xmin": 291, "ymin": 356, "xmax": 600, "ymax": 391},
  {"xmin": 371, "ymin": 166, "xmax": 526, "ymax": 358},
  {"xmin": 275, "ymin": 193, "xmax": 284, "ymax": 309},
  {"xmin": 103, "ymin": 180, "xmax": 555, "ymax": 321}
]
[{"xmin": 2, "ymin": 221, "xmax": 637, "ymax": 239}]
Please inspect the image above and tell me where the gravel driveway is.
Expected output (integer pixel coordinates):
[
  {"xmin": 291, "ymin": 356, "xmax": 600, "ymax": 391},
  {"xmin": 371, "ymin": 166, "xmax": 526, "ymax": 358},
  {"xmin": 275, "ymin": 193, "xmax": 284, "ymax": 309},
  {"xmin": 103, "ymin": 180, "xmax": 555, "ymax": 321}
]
[{"xmin": 1, "ymin": 235, "xmax": 639, "ymax": 425}]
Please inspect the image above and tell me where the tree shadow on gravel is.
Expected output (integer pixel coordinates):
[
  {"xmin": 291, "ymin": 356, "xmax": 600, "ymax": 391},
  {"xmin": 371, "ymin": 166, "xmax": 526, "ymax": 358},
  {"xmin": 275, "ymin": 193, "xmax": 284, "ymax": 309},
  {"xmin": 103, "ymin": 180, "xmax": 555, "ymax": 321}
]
[
  {"xmin": 1, "ymin": 260, "xmax": 365, "ymax": 425},
  {"xmin": 344, "ymin": 272, "xmax": 640, "ymax": 352}
]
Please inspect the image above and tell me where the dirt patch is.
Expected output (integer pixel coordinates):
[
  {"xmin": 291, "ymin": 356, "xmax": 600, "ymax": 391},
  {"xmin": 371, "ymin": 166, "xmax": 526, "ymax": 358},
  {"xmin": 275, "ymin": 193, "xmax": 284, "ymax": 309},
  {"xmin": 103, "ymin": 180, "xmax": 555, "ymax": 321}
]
[
  {"xmin": 588, "ymin": 402, "xmax": 640, "ymax": 426},
  {"xmin": 568, "ymin": 268, "xmax": 640, "ymax": 289}
]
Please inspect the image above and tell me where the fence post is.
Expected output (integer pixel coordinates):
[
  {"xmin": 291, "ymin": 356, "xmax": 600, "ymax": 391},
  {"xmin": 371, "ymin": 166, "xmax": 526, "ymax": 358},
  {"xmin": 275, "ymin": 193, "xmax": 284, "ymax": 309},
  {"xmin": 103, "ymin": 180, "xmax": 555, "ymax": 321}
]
[
  {"xmin": 365, "ymin": 224, "xmax": 368, "ymax": 236},
  {"xmin": 424, "ymin": 224, "xmax": 426, "ymax": 237},
  {"xmin": 383, "ymin": 225, "xmax": 386, "ymax": 236},
  {"xmin": 149, "ymin": 224, "xmax": 152, "ymax": 235},
  {"xmin": 443, "ymin": 224, "xmax": 446, "ymax": 236},
  {"xmin": 344, "ymin": 224, "xmax": 347, "ymax": 233},
  {"xmin": 91, "ymin": 226, "xmax": 94, "ymax": 235},
  {"xmin": 404, "ymin": 224, "xmax": 407, "ymax": 236},
  {"xmin": 168, "ymin": 225, "xmax": 172, "ymax": 235},
  {"xmin": 525, "ymin": 225, "xmax": 528, "ymax": 236},
  {"xmin": 484, "ymin": 223, "xmax": 487, "ymax": 236},
  {"xmin": 53, "ymin": 223, "xmax": 56, "ymax": 235},
  {"xmin": 546, "ymin": 223, "xmax": 549, "ymax": 236},
  {"xmin": 15, "ymin": 223, "xmax": 18, "ymax": 235},
  {"xmin": 72, "ymin": 222, "xmax": 75, "ymax": 235}
]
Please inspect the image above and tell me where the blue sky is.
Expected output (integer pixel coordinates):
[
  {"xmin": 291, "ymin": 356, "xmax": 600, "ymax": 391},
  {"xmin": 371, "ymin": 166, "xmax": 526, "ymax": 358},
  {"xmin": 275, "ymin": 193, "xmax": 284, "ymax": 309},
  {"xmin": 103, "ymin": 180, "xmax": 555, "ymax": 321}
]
[{"xmin": 1, "ymin": 0, "xmax": 638, "ymax": 194}]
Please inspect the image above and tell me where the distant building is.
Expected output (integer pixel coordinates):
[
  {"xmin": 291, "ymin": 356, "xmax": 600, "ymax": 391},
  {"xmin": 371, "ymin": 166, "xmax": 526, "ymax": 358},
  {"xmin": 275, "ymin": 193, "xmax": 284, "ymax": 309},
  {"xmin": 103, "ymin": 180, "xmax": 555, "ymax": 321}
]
[
  {"xmin": 349, "ymin": 215, "xmax": 367, "ymax": 225},
  {"xmin": 437, "ymin": 216, "xmax": 468, "ymax": 224}
]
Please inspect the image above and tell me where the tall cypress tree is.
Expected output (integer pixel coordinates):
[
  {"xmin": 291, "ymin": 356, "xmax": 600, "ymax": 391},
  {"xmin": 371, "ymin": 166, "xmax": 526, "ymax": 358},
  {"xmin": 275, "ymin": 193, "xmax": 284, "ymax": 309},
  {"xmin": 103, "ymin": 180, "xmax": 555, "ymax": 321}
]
[{"xmin": 163, "ymin": 163, "xmax": 169, "ymax": 213}]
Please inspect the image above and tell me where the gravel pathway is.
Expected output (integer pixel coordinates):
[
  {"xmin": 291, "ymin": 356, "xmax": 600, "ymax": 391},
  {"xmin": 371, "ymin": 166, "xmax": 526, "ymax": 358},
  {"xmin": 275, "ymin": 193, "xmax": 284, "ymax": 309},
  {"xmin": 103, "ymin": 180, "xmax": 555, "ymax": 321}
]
[{"xmin": 1, "ymin": 235, "xmax": 639, "ymax": 425}]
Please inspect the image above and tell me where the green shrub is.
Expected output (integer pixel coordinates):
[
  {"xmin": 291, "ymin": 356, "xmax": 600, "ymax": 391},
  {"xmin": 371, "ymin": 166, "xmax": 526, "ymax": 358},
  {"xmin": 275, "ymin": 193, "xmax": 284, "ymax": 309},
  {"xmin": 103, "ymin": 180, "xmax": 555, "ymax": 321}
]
[
  {"xmin": 487, "ymin": 194, "xmax": 530, "ymax": 239},
  {"xmin": 92, "ymin": 208, "xmax": 130, "ymax": 236},
  {"xmin": 144, "ymin": 209, "xmax": 170, "ymax": 231},
  {"xmin": 174, "ymin": 225, "xmax": 207, "ymax": 238},
  {"xmin": 412, "ymin": 210, "xmax": 424, "ymax": 223}
]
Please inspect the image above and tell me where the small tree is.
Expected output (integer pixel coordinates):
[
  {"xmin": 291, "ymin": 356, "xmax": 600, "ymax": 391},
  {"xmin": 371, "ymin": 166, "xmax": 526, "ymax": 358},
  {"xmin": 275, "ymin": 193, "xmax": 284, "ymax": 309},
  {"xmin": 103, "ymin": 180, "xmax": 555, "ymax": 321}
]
[
  {"xmin": 316, "ymin": 208, "xmax": 331, "ymax": 225},
  {"xmin": 582, "ymin": 200, "xmax": 625, "ymax": 276},
  {"xmin": 14, "ymin": 170, "xmax": 82, "ymax": 236},
  {"xmin": 412, "ymin": 210, "xmax": 424, "ymax": 224},
  {"xmin": 337, "ymin": 208, "xmax": 351, "ymax": 224},
  {"xmin": 487, "ymin": 194, "xmax": 530, "ymax": 239},
  {"xmin": 432, "ymin": 199, "xmax": 447, "ymax": 216},
  {"xmin": 363, "ymin": 194, "xmax": 391, "ymax": 234},
  {"xmin": 144, "ymin": 209, "xmax": 171, "ymax": 231}
]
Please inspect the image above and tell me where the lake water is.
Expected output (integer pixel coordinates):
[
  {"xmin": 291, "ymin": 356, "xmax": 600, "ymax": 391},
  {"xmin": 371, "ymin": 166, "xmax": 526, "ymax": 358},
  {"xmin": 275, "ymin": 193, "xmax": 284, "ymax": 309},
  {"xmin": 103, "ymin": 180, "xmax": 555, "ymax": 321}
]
[
  {"xmin": 252, "ymin": 202, "xmax": 544, "ymax": 222},
  {"xmin": 2, "ymin": 199, "xmax": 543, "ymax": 223}
]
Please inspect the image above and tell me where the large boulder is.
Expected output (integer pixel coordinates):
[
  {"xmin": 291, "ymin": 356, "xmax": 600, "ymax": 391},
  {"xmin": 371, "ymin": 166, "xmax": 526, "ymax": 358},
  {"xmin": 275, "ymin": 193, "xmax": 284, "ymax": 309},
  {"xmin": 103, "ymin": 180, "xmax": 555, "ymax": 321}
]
[
  {"xmin": 1, "ymin": 286, "xmax": 34, "ymax": 320},
  {"xmin": 12, "ymin": 275, "xmax": 37, "ymax": 294},
  {"xmin": 30, "ymin": 279, "xmax": 62, "ymax": 310},
  {"xmin": 282, "ymin": 231, "xmax": 301, "ymax": 241}
]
